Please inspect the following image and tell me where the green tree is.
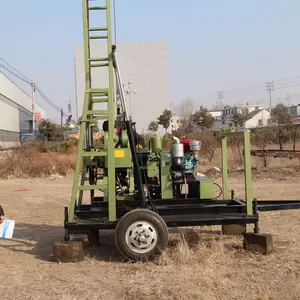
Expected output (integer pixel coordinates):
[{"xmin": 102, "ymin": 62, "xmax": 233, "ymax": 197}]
[
  {"xmin": 271, "ymin": 103, "xmax": 292, "ymax": 125},
  {"xmin": 148, "ymin": 121, "xmax": 159, "ymax": 132},
  {"xmin": 199, "ymin": 132, "xmax": 219, "ymax": 162},
  {"xmin": 230, "ymin": 106, "xmax": 248, "ymax": 128},
  {"xmin": 38, "ymin": 119, "xmax": 61, "ymax": 139},
  {"xmin": 157, "ymin": 109, "xmax": 172, "ymax": 133},
  {"xmin": 191, "ymin": 106, "xmax": 214, "ymax": 130},
  {"xmin": 270, "ymin": 103, "xmax": 292, "ymax": 149}
]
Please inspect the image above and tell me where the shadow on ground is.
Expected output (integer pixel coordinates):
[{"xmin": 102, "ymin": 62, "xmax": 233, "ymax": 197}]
[
  {"xmin": 0, "ymin": 222, "xmax": 65, "ymax": 261},
  {"xmin": 0, "ymin": 222, "xmax": 238, "ymax": 263},
  {"xmin": 0, "ymin": 222, "xmax": 126, "ymax": 262}
]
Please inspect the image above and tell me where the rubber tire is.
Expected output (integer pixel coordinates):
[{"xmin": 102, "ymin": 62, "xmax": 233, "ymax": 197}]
[{"xmin": 114, "ymin": 209, "xmax": 169, "ymax": 262}]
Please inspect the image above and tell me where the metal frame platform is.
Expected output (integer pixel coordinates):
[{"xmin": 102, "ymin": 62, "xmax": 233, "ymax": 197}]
[{"xmin": 65, "ymin": 198, "xmax": 300, "ymax": 233}]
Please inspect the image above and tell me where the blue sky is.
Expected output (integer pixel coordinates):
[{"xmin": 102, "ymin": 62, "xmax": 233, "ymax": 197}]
[{"xmin": 1, "ymin": 0, "xmax": 300, "ymax": 123}]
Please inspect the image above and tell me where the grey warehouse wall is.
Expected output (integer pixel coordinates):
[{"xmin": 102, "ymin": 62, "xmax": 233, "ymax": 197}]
[
  {"xmin": 0, "ymin": 95, "xmax": 32, "ymax": 147},
  {"xmin": 0, "ymin": 92, "xmax": 32, "ymax": 133},
  {"xmin": 0, "ymin": 72, "xmax": 46, "ymax": 147},
  {"xmin": 74, "ymin": 41, "xmax": 171, "ymax": 134}
]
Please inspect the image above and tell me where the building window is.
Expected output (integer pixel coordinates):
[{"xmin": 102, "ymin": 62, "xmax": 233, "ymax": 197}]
[
  {"xmin": 19, "ymin": 109, "xmax": 32, "ymax": 134},
  {"xmin": 258, "ymin": 119, "xmax": 263, "ymax": 126}
]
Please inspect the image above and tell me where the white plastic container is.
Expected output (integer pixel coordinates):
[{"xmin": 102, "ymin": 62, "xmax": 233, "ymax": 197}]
[{"xmin": 0, "ymin": 219, "xmax": 15, "ymax": 239}]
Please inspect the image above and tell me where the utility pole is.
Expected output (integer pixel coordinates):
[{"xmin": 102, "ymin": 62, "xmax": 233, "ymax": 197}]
[
  {"xmin": 126, "ymin": 79, "xmax": 136, "ymax": 119},
  {"xmin": 266, "ymin": 81, "xmax": 274, "ymax": 110},
  {"xmin": 31, "ymin": 78, "xmax": 36, "ymax": 137},
  {"xmin": 217, "ymin": 91, "xmax": 224, "ymax": 109},
  {"xmin": 60, "ymin": 108, "xmax": 63, "ymax": 127}
]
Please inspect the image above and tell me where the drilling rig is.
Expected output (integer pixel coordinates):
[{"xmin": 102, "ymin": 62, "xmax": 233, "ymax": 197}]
[{"xmin": 63, "ymin": 0, "xmax": 300, "ymax": 261}]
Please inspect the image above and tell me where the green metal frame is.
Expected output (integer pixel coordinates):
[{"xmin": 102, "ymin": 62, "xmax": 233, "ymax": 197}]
[
  {"xmin": 68, "ymin": 0, "xmax": 117, "ymax": 222},
  {"xmin": 220, "ymin": 129, "xmax": 253, "ymax": 215}
]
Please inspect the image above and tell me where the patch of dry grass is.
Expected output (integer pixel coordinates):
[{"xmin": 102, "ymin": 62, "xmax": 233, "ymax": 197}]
[
  {"xmin": 116, "ymin": 228, "xmax": 300, "ymax": 300},
  {"xmin": 3, "ymin": 231, "xmax": 299, "ymax": 300},
  {"xmin": 0, "ymin": 138, "xmax": 299, "ymax": 180},
  {"xmin": 0, "ymin": 176, "xmax": 300, "ymax": 300},
  {"xmin": 66, "ymin": 229, "xmax": 298, "ymax": 300},
  {"xmin": 0, "ymin": 144, "xmax": 77, "ymax": 178}
]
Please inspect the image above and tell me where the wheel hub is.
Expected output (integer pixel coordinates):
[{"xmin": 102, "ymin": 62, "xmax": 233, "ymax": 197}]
[{"xmin": 125, "ymin": 221, "xmax": 158, "ymax": 254}]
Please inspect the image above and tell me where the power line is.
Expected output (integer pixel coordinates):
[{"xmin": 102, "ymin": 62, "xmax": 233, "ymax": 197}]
[
  {"xmin": 223, "ymin": 90, "xmax": 255, "ymax": 97},
  {"xmin": 0, "ymin": 67, "xmax": 47, "ymax": 111},
  {"xmin": 0, "ymin": 57, "xmax": 31, "ymax": 83},
  {"xmin": 220, "ymin": 75, "xmax": 300, "ymax": 97},
  {"xmin": 216, "ymin": 77, "xmax": 300, "ymax": 108},
  {"xmin": 274, "ymin": 82, "xmax": 300, "ymax": 89},
  {"xmin": 0, "ymin": 57, "xmax": 67, "ymax": 117},
  {"xmin": 35, "ymin": 86, "xmax": 67, "ymax": 116},
  {"xmin": 273, "ymin": 75, "xmax": 300, "ymax": 83},
  {"xmin": 0, "ymin": 63, "xmax": 31, "ymax": 85},
  {"xmin": 274, "ymin": 78, "xmax": 300, "ymax": 86}
]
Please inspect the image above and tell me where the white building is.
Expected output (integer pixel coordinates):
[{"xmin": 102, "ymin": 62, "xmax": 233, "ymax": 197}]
[
  {"xmin": 208, "ymin": 109, "xmax": 223, "ymax": 118},
  {"xmin": 223, "ymin": 104, "xmax": 265, "ymax": 118},
  {"xmin": 221, "ymin": 104, "xmax": 271, "ymax": 129},
  {"xmin": 244, "ymin": 109, "xmax": 271, "ymax": 128},
  {"xmin": 0, "ymin": 72, "xmax": 46, "ymax": 148},
  {"xmin": 74, "ymin": 41, "xmax": 171, "ymax": 135}
]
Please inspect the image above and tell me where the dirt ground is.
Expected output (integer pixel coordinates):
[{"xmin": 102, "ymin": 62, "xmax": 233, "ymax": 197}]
[{"xmin": 0, "ymin": 173, "xmax": 300, "ymax": 300}]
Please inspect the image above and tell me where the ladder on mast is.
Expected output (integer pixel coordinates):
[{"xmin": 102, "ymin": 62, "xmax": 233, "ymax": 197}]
[{"xmin": 69, "ymin": 0, "xmax": 116, "ymax": 222}]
